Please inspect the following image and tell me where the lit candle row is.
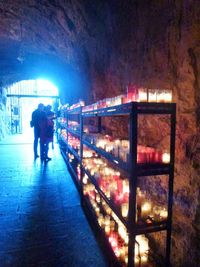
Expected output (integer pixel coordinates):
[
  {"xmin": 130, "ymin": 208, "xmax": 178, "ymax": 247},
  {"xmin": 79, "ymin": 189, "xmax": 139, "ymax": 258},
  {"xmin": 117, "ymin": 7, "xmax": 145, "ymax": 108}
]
[
  {"xmin": 84, "ymin": 173, "xmax": 168, "ymax": 224},
  {"xmin": 83, "ymin": 158, "xmax": 169, "ymax": 223},
  {"xmin": 68, "ymin": 100, "xmax": 85, "ymax": 110},
  {"xmin": 83, "ymin": 180, "xmax": 152, "ymax": 266},
  {"xmin": 84, "ymin": 134, "xmax": 170, "ymax": 164},
  {"xmin": 81, "ymin": 87, "xmax": 172, "ymax": 113},
  {"xmin": 126, "ymin": 85, "xmax": 172, "ymax": 103},
  {"xmin": 68, "ymin": 133, "xmax": 80, "ymax": 151},
  {"xmin": 137, "ymin": 188, "xmax": 168, "ymax": 221}
]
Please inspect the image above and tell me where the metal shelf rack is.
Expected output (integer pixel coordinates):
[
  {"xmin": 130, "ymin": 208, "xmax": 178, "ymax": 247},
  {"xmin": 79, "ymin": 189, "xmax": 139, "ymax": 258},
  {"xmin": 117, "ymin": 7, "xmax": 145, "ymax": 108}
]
[{"xmin": 58, "ymin": 102, "xmax": 176, "ymax": 267}]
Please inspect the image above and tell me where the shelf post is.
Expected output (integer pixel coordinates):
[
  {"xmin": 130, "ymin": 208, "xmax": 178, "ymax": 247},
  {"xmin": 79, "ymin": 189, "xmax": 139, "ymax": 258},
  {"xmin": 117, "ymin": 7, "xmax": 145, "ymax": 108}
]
[
  {"xmin": 166, "ymin": 104, "xmax": 176, "ymax": 267},
  {"xmin": 128, "ymin": 103, "xmax": 138, "ymax": 267},
  {"xmin": 66, "ymin": 109, "xmax": 69, "ymax": 158},
  {"xmin": 98, "ymin": 116, "xmax": 101, "ymax": 133},
  {"xmin": 79, "ymin": 108, "xmax": 84, "ymax": 199}
]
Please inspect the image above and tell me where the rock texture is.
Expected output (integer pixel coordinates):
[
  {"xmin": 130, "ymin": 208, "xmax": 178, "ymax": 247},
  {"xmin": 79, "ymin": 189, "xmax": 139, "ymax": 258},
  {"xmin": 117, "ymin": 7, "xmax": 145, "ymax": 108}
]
[
  {"xmin": 0, "ymin": 0, "xmax": 200, "ymax": 266},
  {"xmin": 0, "ymin": 88, "xmax": 8, "ymax": 140}
]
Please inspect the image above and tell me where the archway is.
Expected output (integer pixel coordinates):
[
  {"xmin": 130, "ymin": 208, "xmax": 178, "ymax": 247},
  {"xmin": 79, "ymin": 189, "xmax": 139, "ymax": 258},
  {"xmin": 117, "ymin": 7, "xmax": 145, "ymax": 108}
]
[{"xmin": 6, "ymin": 79, "xmax": 59, "ymax": 142}]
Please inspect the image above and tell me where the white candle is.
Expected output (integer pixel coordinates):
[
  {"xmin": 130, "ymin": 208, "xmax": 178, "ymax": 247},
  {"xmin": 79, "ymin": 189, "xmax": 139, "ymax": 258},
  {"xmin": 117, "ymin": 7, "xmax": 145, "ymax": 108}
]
[
  {"xmin": 148, "ymin": 89, "xmax": 157, "ymax": 102},
  {"xmin": 121, "ymin": 203, "xmax": 129, "ymax": 218},
  {"xmin": 98, "ymin": 214, "xmax": 104, "ymax": 226},
  {"xmin": 96, "ymin": 194, "xmax": 101, "ymax": 203},
  {"xmin": 123, "ymin": 179, "xmax": 130, "ymax": 194},
  {"xmin": 160, "ymin": 208, "xmax": 168, "ymax": 219},
  {"xmin": 104, "ymin": 215, "xmax": 110, "ymax": 226},
  {"xmin": 141, "ymin": 201, "xmax": 152, "ymax": 218},
  {"xmin": 95, "ymin": 207, "xmax": 100, "ymax": 216},
  {"xmin": 164, "ymin": 90, "xmax": 172, "ymax": 102},
  {"xmin": 82, "ymin": 175, "xmax": 88, "ymax": 184},
  {"xmin": 162, "ymin": 152, "xmax": 170, "ymax": 163},
  {"xmin": 156, "ymin": 90, "xmax": 165, "ymax": 102},
  {"xmin": 138, "ymin": 88, "xmax": 148, "ymax": 102},
  {"xmin": 105, "ymin": 225, "xmax": 110, "ymax": 235},
  {"xmin": 135, "ymin": 235, "xmax": 149, "ymax": 255}
]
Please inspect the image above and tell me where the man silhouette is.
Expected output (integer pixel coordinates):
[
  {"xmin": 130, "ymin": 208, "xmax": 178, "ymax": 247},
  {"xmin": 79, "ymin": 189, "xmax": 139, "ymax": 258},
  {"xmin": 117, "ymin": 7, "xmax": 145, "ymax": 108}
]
[{"xmin": 30, "ymin": 103, "xmax": 45, "ymax": 159}]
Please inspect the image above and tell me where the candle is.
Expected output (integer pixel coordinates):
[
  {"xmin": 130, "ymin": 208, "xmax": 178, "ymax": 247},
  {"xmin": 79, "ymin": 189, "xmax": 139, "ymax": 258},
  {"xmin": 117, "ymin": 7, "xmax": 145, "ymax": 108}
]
[
  {"xmin": 141, "ymin": 201, "xmax": 152, "ymax": 218},
  {"xmin": 110, "ymin": 220, "xmax": 115, "ymax": 231},
  {"xmin": 148, "ymin": 89, "xmax": 157, "ymax": 102},
  {"xmin": 138, "ymin": 88, "xmax": 148, "ymax": 102},
  {"xmin": 83, "ymin": 175, "xmax": 88, "ymax": 184},
  {"xmin": 135, "ymin": 235, "xmax": 149, "ymax": 255},
  {"xmin": 154, "ymin": 150, "xmax": 163, "ymax": 163},
  {"xmin": 98, "ymin": 214, "xmax": 104, "ymax": 226},
  {"xmin": 162, "ymin": 152, "xmax": 170, "ymax": 163},
  {"xmin": 164, "ymin": 90, "xmax": 172, "ymax": 102},
  {"xmin": 120, "ymin": 246, "xmax": 126, "ymax": 261},
  {"xmin": 104, "ymin": 215, "xmax": 110, "ymax": 226},
  {"xmin": 96, "ymin": 194, "xmax": 101, "ymax": 203},
  {"xmin": 160, "ymin": 208, "xmax": 168, "ymax": 220},
  {"xmin": 153, "ymin": 206, "xmax": 161, "ymax": 221},
  {"xmin": 95, "ymin": 207, "xmax": 100, "ymax": 216},
  {"xmin": 123, "ymin": 180, "xmax": 129, "ymax": 194},
  {"xmin": 156, "ymin": 90, "xmax": 165, "ymax": 102},
  {"xmin": 121, "ymin": 203, "xmax": 129, "ymax": 218},
  {"xmin": 105, "ymin": 225, "xmax": 110, "ymax": 235}
]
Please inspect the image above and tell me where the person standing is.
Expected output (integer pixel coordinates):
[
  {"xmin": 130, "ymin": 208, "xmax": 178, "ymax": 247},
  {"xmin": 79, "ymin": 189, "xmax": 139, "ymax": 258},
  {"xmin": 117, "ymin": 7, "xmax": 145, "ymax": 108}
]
[
  {"xmin": 39, "ymin": 111, "xmax": 53, "ymax": 162},
  {"xmin": 30, "ymin": 103, "xmax": 45, "ymax": 159},
  {"xmin": 45, "ymin": 105, "xmax": 55, "ymax": 149}
]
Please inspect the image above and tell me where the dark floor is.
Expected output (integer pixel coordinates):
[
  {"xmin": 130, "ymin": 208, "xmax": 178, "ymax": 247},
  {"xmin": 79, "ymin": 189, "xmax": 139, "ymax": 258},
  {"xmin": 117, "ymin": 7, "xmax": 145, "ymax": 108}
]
[{"xmin": 0, "ymin": 135, "xmax": 107, "ymax": 267}]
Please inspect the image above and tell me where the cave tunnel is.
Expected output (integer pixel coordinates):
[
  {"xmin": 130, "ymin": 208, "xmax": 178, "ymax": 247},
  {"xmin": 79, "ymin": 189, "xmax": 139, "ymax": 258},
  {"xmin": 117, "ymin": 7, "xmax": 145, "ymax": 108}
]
[{"xmin": 0, "ymin": 1, "xmax": 200, "ymax": 267}]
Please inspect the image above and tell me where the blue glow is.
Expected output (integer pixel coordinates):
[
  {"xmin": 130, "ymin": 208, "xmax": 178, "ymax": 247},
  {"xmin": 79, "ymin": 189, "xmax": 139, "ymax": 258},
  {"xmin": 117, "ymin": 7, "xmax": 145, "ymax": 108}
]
[{"xmin": 36, "ymin": 79, "xmax": 58, "ymax": 96}]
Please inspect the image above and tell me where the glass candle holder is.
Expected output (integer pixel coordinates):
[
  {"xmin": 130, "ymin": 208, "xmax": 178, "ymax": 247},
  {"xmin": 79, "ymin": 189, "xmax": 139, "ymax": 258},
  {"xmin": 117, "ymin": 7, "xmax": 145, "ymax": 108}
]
[
  {"xmin": 162, "ymin": 151, "xmax": 170, "ymax": 163},
  {"xmin": 156, "ymin": 89, "xmax": 165, "ymax": 102},
  {"xmin": 141, "ymin": 201, "xmax": 152, "ymax": 218},
  {"xmin": 148, "ymin": 89, "xmax": 157, "ymax": 102},
  {"xmin": 164, "ymin": 90, "xmax": 172, "ymax": 102},
  {"xmin": 138, "ymin": 87, "xmax": 148, "ymax": 102}
]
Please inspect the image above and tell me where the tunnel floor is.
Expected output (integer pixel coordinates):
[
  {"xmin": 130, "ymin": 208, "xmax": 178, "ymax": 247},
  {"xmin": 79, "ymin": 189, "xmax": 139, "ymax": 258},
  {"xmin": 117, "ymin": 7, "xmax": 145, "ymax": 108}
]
[{"xmin": 0, "ymin": 134, "xmax": 107, "ymax": 267}]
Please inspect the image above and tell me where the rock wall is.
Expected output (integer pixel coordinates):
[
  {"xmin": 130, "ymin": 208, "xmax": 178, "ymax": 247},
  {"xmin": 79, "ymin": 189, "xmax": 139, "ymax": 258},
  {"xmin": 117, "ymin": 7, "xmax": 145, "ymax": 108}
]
[
  {"xmin": 0, "ymin": 87, "xmax": 8, "ymax": 140},
  {"xmin": 87, "ymin": 1, "xmax": 200, "ymax": 266}
]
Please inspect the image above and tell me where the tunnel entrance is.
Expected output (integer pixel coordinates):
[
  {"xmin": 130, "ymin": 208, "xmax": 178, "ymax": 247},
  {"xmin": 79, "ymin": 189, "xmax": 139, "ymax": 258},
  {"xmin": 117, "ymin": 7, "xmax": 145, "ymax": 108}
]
[{"xmin": 6, "ymin": 79, "xmax": 59, "ymax": 141}]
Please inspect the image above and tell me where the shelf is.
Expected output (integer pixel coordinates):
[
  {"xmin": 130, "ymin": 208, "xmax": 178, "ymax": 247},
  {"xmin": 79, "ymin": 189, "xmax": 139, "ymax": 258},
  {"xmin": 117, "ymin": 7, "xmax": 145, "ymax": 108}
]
[
  {"xmin": 83, "ymin": 167, "xmax": 127, "ymax": 227},
  {"xmin": 67, "ymin": 106, "xmax": 82, "ymax": 114},
  {"xmin": 135, "ymin": 102, "xmax": 176, "ymax": 114},
  {"xmin": 67, "ymin": 127, "xmax": 81, "ymax": 138},
  {"xmin": 82, "ymin": 103, "xmax": 131, "ymax": 117},
  {"xmin": 134, "ymin": 220, "xmax": 167, "ymax": 235},
  {"xmin": 83, "ymin": 163, "xmax": 168, "ymax": 235},
  {"xmin": 82, "ymin": 102, "xmax": 176, "ymax": 117},
  {"xmin": 58, "ymin": 99, "xmax": 176, "ymax": 267},
  {"xmin": 83, "ymin": 139, "xmax": 129, "ymax": 173},
  {"xmin": 67, "ymin": 144, "xmax": 81, "ymax": 162},
  {"xmin": 83, "ymin": 139, "xmax": 171, "ymax": 177},
  {"xmin": 136, "ymin": 163, "xmax": 171, "ymax": 177}
]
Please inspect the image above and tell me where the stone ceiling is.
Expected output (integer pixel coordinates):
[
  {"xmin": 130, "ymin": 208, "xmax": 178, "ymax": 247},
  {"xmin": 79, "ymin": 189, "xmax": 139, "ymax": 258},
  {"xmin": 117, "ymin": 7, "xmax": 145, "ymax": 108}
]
[{"xmin": 0, "ymin": 0, "xmax": 116, "ymax": 102}]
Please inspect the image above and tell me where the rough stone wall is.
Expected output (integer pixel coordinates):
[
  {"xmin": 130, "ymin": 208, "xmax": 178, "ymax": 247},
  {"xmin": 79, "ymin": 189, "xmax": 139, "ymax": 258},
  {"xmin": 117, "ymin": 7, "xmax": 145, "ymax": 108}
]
[
  {"xmin": 88, "ymin": 1, "xmax": 200, "ymax": 266},
  {"xmin": 0, "ymin": 88, "xmax": 8, "ymax": 140}
]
